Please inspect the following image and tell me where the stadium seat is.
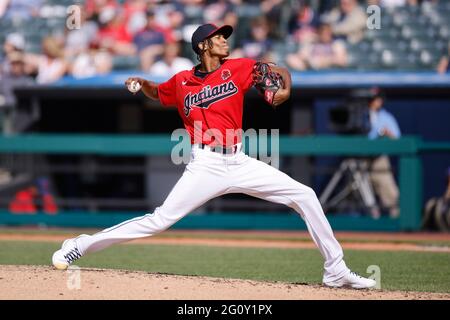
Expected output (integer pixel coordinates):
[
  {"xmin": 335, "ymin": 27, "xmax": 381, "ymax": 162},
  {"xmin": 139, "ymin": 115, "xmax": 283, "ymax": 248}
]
[
  {"xmin": 365, "ymin": 29, "xmax": 387, "ymax": 41},
  {"xmin": 418, "ymin": 50, "xmax": 441, "ymax": 69},
  {"xmin": 403, "ymin": 5, "xmax": 421, "ymax": 16},
  {"xmin": 380, "ymin": 50, "xmax": 422, "ymax": 71},
  {"xmin": 428, "ymin": 10, "xmax": 450, "ymax": 28},
  {"xmin": 46, "ymin": 0, "xmax": 82, "ymax": 5},
  {"xmin": 423, "ymin": 26, "xmax": 440, "ymax": 39},
  {"xmin": 354, "ymin": 39, "xmax": 372, "ymax": 53},
  {"xmin": 392, "ymin": 12, "xmax": 411, "ymax": 27},
  {"xmin": 437, "ymin": 1, "xmax": 450, "ymax": 12},
  {"xmin": 112, "ymin": 56, "xmax": 140, "ymax": 71},
  {"xmin": 380, "ymin": 13, "xmax": 394, "ymax": 29},
  {"xmin": 401, "ymin": 24, "xmax": 430, "ymax": 40},
  {"xmin": 234, "ymin": 16, "xmax": 252, "ymax": 47},
  {"xmin": 386, "ymin": 28, "xmax": 402, "ymax": 40},
  {"xmin": 46, "ymin": 18, "xmax": 67, "ymax": 29},
  {"xmin": 354, "ymin": 53, "xmax": 381, "ymax": 71},
  {"xmin": 409, "ymin": 38, "xmax": 437, "ymax": 53},
  {"xmin": 372, "ymin": 38, "xmax": 400, "ymax": 53},
  {"xmin": 1, "ymin": 1, "xmax": 444, "ymax": 73},
  {"xmin": 25, "ymin": 34, "xmax": 43, "ymax": 49},
  {"xmin": 235, "ymin": 4, "xmax": 262, "ymax": 18},
  {"xmin": 415, "ymin": 14, "xmax": 430, "ymax": 27},
  {"xmin": 271, "ymin": 41, "xmax": 297, "ymax": 66},
  {"xmin": 183, "ymin": 5, "xmax": 203, "ymax": 24},
  {"xmin": 346, "ymin": 51, "xmax": 367, "ymax": 70},
  {"xmin": 433, "ymin": 40, "xmax": 448, "ymax": 54},
  {"xmin": 439, "ymin": 26, "xmax": 450, "ymax": 41},
  {"xmin": 24, "ymin": 43, "xmax": 41, "ymax": 54}
]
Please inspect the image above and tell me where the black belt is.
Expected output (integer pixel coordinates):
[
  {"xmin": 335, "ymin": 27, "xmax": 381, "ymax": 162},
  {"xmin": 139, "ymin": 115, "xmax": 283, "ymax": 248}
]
[{"xmin": 199, "ymin": 143, "xmax": 239, "ymax": 155}]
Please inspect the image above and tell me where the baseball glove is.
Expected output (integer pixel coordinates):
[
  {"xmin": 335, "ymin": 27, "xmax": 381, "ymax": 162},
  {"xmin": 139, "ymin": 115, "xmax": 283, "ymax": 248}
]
[{"xmin": 252, "ymin": 62, "xmax": 284, "ymax": 106}]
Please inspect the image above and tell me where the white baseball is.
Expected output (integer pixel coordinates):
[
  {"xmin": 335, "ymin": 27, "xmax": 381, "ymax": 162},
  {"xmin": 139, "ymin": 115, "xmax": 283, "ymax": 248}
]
[{"xmin": 128, "ymin": 80, "xmax": 142, "ymax": 93}]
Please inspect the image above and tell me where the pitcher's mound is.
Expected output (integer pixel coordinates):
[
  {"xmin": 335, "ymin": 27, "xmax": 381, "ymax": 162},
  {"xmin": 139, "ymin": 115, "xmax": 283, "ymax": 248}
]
[{"xmin": 0, "ymin": 265, "xmax": 448, "ymax": 300}]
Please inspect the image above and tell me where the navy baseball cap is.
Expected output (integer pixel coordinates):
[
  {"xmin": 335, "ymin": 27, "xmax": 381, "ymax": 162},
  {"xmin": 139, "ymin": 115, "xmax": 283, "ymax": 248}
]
[{"xmin": 191, "ymin": 24, "xmax": 233, "ymax": 54}]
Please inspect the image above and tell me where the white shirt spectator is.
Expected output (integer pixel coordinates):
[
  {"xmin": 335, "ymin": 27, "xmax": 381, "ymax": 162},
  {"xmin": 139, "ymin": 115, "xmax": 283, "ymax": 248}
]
[
  {"xmin": 149, "ymin": 42, "xmax": 194, "ymax": 77},
  {"xmin": 149, "ymin": 57, "xmax": 193, "ymax": 77},
  {"xmin": 71, "ymin": 49, "xmax": 112, "ymax": 79},
  {"xmin": 321, "ymin": 0, "xmax": 367, "ymax": 44},
  {"xmin": 65, "ymin": 21, "xmax": 99, "ymax": 58},
  {"xmin": 36, "ymin": 56, "xmax": 66, "ymax": 84},
  {"xmin": 380, "ymin": 0, "xmax": 406, "ymax": 8},
  {"xmin": 31, "ymin": 37, "xmax": 67, "ymax": 84},
  {"xmin": 0, "ymin": 0, "xmax": 41, "ymax": 20}
]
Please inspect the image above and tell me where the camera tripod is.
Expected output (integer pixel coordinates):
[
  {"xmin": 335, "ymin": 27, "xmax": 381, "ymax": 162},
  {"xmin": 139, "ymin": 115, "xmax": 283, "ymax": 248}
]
[{"xmin": 319, "ymin": 158, "xmax": 381, "ymax": 219}]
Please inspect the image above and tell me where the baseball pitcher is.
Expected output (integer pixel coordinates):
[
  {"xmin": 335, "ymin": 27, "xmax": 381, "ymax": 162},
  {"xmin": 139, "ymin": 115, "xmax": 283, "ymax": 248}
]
[{"xmin": 52, "ymin": 24, "xmax": 376, "ymax": 289}]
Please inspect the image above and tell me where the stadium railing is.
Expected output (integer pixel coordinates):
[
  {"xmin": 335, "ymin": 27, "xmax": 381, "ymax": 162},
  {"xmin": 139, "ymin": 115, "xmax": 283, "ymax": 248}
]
[{"xmin": 0, "ymin": 134, "xmax": 443, "ymax": 232}]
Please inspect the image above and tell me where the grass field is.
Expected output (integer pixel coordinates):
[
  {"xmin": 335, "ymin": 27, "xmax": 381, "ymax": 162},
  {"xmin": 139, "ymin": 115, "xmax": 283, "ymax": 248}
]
[{"xmin": 1, "ymin": 240, "xmax": 450, "ymax": 293}]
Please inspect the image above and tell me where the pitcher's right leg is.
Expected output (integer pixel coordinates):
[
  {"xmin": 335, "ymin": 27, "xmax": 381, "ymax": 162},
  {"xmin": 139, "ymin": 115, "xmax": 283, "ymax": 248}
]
[{"xmin": 52, "ymin": 153, "xmax": 229, "ymax": 269}]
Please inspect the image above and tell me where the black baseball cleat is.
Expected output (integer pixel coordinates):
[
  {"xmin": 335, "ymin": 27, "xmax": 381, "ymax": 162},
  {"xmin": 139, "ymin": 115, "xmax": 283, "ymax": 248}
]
[{"xmin": 52, "ymin": 237, "xmax": 84, "ymax": 270}]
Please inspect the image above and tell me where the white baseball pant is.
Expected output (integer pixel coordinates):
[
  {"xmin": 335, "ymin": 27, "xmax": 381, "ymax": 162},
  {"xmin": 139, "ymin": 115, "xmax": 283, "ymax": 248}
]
[{"xmin": 75, "ymin": 144, "xmax": 350, "ymax": 282}]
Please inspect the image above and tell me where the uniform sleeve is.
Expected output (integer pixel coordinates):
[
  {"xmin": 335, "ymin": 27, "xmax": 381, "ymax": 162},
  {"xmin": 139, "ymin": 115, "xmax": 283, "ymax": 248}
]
[
  {"xmin": 157, "ymin": 74, "xmax": 177, "ymax": 107},
  {"xmin": 238, "ymin": 58, "xmax": 257, "ymax": 92}
]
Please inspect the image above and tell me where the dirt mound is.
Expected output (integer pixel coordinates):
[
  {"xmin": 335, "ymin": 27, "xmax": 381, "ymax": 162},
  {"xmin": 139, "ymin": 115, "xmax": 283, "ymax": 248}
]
[{"xmin": 1, "ymin": 265, "xmax": 449, "ymax": 300}]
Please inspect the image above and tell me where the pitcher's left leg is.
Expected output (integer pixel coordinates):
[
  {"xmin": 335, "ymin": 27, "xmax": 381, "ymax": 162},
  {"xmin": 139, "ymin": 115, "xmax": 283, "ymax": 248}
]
[{"xmin": 230, "ymin": 156, "xmax": 348, "ymax": 282}]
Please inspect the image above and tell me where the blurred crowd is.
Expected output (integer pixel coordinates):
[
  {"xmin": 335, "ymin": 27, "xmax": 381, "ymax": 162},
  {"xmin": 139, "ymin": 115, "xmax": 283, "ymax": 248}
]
[
  {"xmin": 0, "ymin": 0, "xmax": 449, "ymax": 88},
  {"xmin": 0, "ymin": 0, "xmax": 448, "ymax": 218}
]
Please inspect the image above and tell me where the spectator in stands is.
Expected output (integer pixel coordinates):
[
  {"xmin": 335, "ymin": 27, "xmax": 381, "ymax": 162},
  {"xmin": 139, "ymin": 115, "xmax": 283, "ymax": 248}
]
[
  {"xmin": 316, "ymin": 0, "xmax": 339, "ymax": 15},
  {"xmin": 9, "ymin": 186, "xmax": 38, "ymax": 214},
  {"xmin": 286, "ymin": 23, "xmax": 348, "ymax": 70},
  {"xmin": 133, "ymin": 9, "xmax": 166, "ymax": 71},
  {"xmin": 377, "ymin": 0, "xmax": 406, "ymax": 7},
  {"xmin": 3, "ymin": 33, "xmax": 25, "ymax": 56},
  {"xmin": 288, "ymin": 0, "xmax": 320, "ymax": 44},
  {"xmin": 180, "ymin": 0, "xmax": 210, "ymax": 4},
  {"xmin": 149, "ymin": 42, "xmax": 193, "ymax": 77},
  {"xmin": 321, "ymin": 0, "xmax": 367, "ymax": 44},
  {"xmin": 0, "ymin": 51, "xmax": 34, "ymax": 133},
  {"xmin": 203, "ymin": 0, "xmax": 238, "ymax": 29},
  {"xmin": 25, "ymin": 37, "xmax": 67, "ymax": 84},
  {"xmin": 0, "ymin": 0, "xmax": 41, "ymax": 20},
  {"xmin": 84, "ymin": 0, "xmax": 119, "ymax": 21},
  {"xmin": 1, "ymin": 33, "xmax": 25, "ymax": 75},
  {"xmin": 64, "ymin": 11, "xmax": 99, "ymax": 60},
  {"xmin": 230, "ymin": 16, "xmax": 274, "ymax": 62},
  {"xmin": 151, "ymin": 0, "xmax": 185, "ymax": 42},
  {"xmin": 202, "ymin": 0, "xmax": 238, "ymax": 47},
  {"xmin": 437, "ymin": 42, "xmax": 450, "ymax": 74},
  {"xmin": 260, "ymin": 0, "xmax": 285, "ymax": 38},
  {"xmin": 97, "ymin": 6, "xmax": 137, "ymax": 56},
  {"xmin": 70, "ymin": 40, "xmax": 113, "ymax": 79},
  {"xmin": 122, "ymin": 0, "xmax": 148, "ymax": 36},
  {"xmin": 377, "ymin": 0, "xmax": 420, "ymax": 8},
  {"xmin": 367, "ymin": 88, "xmax": 401, "ymax": 219}
]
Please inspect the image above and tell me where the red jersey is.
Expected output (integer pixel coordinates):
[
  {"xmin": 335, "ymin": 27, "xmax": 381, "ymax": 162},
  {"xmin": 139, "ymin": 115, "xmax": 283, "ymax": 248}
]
[{"xmin": 158, "ymin": 58, "xmax": 256, "ymax": 146}]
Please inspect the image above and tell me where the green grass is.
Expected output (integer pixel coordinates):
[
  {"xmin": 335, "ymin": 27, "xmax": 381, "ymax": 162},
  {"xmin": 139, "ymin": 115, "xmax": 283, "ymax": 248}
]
[
  {"xmin": 1, "ymin": 228, "xmax": 450, "ymax": 246},
  {"xmin": 1, "ymin": 240, "xmax": 450, "ymax": 293}
]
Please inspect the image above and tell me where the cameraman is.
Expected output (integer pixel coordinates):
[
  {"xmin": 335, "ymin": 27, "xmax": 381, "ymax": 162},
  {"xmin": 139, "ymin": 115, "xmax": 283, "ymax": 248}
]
[{"xmin": 367, "ymin": 88, "xmax": 400, "ymax": 218}]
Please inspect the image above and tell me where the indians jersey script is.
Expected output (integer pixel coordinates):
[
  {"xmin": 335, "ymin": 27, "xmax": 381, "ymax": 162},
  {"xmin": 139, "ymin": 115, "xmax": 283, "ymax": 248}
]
[{"xmin": 158, "ymin": 58, "xmax": 257, "ymax": 146}]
